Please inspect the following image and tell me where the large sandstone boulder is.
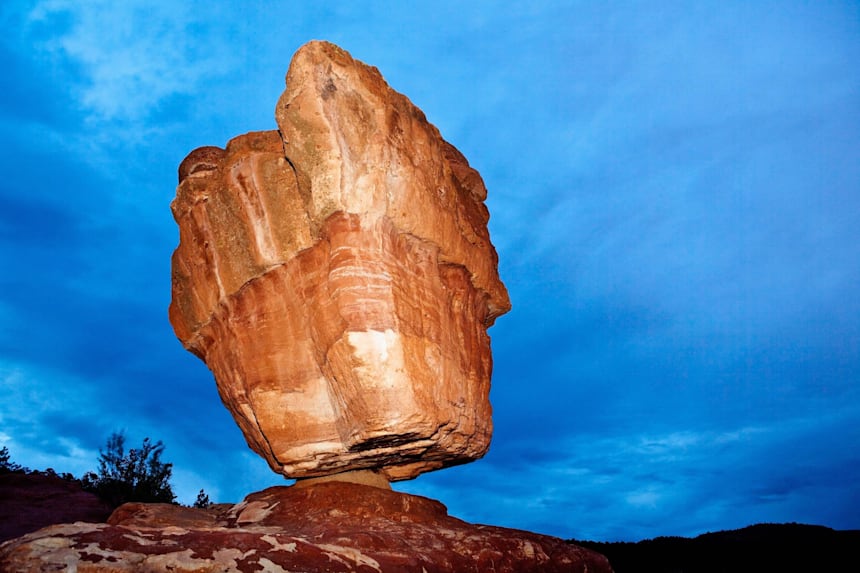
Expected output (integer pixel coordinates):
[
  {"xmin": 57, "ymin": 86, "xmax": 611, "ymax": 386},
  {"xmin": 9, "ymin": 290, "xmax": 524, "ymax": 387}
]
[
  {"xmin": 0, "ymin": 481, "xmax": 612, "ymax": 572},
  {"xmin": 169, "ymin": 41, "xmax": 511, "ymax": 481}
]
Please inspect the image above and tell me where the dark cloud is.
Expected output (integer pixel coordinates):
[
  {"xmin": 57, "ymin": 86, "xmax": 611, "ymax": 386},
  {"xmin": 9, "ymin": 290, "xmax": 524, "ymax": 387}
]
[
  {"xmin": 0, "ymin": 192, "xmax": 79, "ymax": 247},
  {"xmin": 0, "ymin": 48, "xmax": 78, "ymax": 129},
  {"xmin": 39, "ymin": 412, "xmax": 110, "ymax": 455}
]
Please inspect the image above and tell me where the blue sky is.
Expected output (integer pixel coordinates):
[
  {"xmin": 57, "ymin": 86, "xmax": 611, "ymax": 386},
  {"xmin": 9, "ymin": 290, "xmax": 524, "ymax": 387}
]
[{"xmin": 1, "ymin": 1, "xmax": 858, "ymax": 542}]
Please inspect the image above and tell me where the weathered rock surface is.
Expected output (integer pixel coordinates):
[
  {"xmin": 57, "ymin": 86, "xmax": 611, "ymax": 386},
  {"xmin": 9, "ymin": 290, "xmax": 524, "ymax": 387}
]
[
  {"xmin": 0, "ymin": 472, "xmax": 112, "ymax": 543},
  {"xmin": 0, "ymin": 482, "xmax": 612, "ymax": 572},
  {"xmin": 169, "ymin": 41, "xmax": 511, "ymax": 481}
]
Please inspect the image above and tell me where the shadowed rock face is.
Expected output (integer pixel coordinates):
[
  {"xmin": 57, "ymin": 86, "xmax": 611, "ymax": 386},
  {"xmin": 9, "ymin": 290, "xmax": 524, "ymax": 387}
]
[
  {"xmin": 169, "ymin": 41, "xmax": 510, "ymax": 481},
  {"xmin": 0, "ymin": 482, "xmax": 612, "ymax": 573},
  {"xmin": 0, "ymin": 473, "xmax": 112, "ymax": 543}
]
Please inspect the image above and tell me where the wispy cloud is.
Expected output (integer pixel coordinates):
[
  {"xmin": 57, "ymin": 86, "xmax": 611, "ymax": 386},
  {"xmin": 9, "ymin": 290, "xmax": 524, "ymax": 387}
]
[
  {"xmin": 0, "ymin": 361, "xmax": 104, "ymax": 473},
  {"xmin": 26, "ymin": 0, "xmax": 236, "ymax": 125},
  {"xmin": 400, "ymin": 413, "xmax": 859, "ymax": 540}
]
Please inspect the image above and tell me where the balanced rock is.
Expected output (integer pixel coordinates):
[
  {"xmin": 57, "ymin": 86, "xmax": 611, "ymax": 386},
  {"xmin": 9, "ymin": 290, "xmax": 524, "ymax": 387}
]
[
  {"xmin": 0, "ymin": 482, "xmax": 612, "ymax": 572},
  {"xmin": 169, "ymin": 41, "xmax": 511, "ymax": 481}
]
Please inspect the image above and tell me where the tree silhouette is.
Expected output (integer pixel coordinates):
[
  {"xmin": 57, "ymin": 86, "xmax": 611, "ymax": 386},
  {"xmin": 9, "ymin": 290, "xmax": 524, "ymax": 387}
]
[
  {"xmin": 0, "ymin": 446, "xmax": 24, "ymax": 473},
  {"xmin": 84, "ymin": 432, "xmax": 176, "ymax": 507},
  {"xmin": 193, "ymin": 488, "xmax": 212, "ymax": 509}
]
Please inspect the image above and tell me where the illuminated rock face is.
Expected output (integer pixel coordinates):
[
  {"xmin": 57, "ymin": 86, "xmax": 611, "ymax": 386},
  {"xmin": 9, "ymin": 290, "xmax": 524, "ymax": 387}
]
[{"xmin": 169, "ymin": 41, "xmax": 510, "ymax": 481}]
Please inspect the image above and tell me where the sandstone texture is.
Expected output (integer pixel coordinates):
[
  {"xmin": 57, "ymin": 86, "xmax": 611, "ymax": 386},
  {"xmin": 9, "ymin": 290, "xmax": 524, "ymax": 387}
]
[
  {"xmin": 169, "ymin": 41, "xmax": 511, "ymax": 481},
  {"xmin": 0, "ymin": 482, "xmax": 611, "ymax": 572},
  {"xmin": 0, "ymin": 472, "xmax": 112, "ymax": 543}
]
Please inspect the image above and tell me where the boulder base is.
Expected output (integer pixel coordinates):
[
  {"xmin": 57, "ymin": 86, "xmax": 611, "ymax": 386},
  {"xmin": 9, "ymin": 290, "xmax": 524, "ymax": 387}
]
[{"xmin": 0, "ymin": 482, "xmax": 611, "ymax": 572}]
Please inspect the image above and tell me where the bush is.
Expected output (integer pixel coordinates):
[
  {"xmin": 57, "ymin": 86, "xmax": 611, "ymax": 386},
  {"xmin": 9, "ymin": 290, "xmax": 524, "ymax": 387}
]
[
  {"xmin": 193, "ymin": 488, "xmax": 212, "ymax": 509},
  {"xmin": 85, "ymin": 432, "xmax": 177, "ymax": 507}
]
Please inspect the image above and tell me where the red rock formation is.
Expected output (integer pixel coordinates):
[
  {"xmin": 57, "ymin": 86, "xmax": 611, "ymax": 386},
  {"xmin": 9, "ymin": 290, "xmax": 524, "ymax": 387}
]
[
  {"xmin": 0, "ymin": 472, "xmax": 112, "ymax": 543},
  {"xmin": 169, "ymin": 41, "xmax": 511, "ymax": 481},
  {"xmin": 0, "ymin": 482, "xmax": 612, "ymax": 572}
]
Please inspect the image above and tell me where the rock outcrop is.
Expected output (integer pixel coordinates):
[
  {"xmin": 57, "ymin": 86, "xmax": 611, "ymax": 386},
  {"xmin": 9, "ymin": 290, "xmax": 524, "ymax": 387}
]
[
  {"xmin": 0, "ymin": 481, "xmax": 612, "ymax": 572},
  {"xmin": 0, "ymin": 472, "xmax": 112, "ymax": 543},
  {"xmin": 169, "ymin": 41, "xmax": 511, "ymax": 481}
]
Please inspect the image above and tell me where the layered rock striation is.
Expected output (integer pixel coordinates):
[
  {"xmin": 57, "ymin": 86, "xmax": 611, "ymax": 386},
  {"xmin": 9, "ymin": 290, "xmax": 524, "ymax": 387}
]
[{"xmin": 169, "ymin": 41, "xmax": 510, "ymax": 481}]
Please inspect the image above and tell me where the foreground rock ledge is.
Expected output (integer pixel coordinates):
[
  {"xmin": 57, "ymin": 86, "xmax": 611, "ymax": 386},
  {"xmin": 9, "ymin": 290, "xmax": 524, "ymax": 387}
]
[{"xmin": 0, "ymin": 482, "xmax": 611, "ymax": 572}]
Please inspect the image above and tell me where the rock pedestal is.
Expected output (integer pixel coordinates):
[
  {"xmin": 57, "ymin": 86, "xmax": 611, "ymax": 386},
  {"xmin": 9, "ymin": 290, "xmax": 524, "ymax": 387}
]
[
  {"xmin": 0, "ymin": 482, "xmax": 613, "ymax": 572},
  {"xmin": 169, "ymin": 41, "xmax": 510, "ymax": 481}
]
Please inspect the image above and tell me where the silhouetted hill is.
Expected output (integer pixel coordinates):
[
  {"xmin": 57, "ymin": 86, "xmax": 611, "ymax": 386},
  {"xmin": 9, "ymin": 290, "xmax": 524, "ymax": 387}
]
[
  {"xmin": 0, "ymin": 471, "xmax": 112, "ymax": 542},
  {"xmin": 569, "ymin": 523, "xmax": 859, "ymax": 573}
]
